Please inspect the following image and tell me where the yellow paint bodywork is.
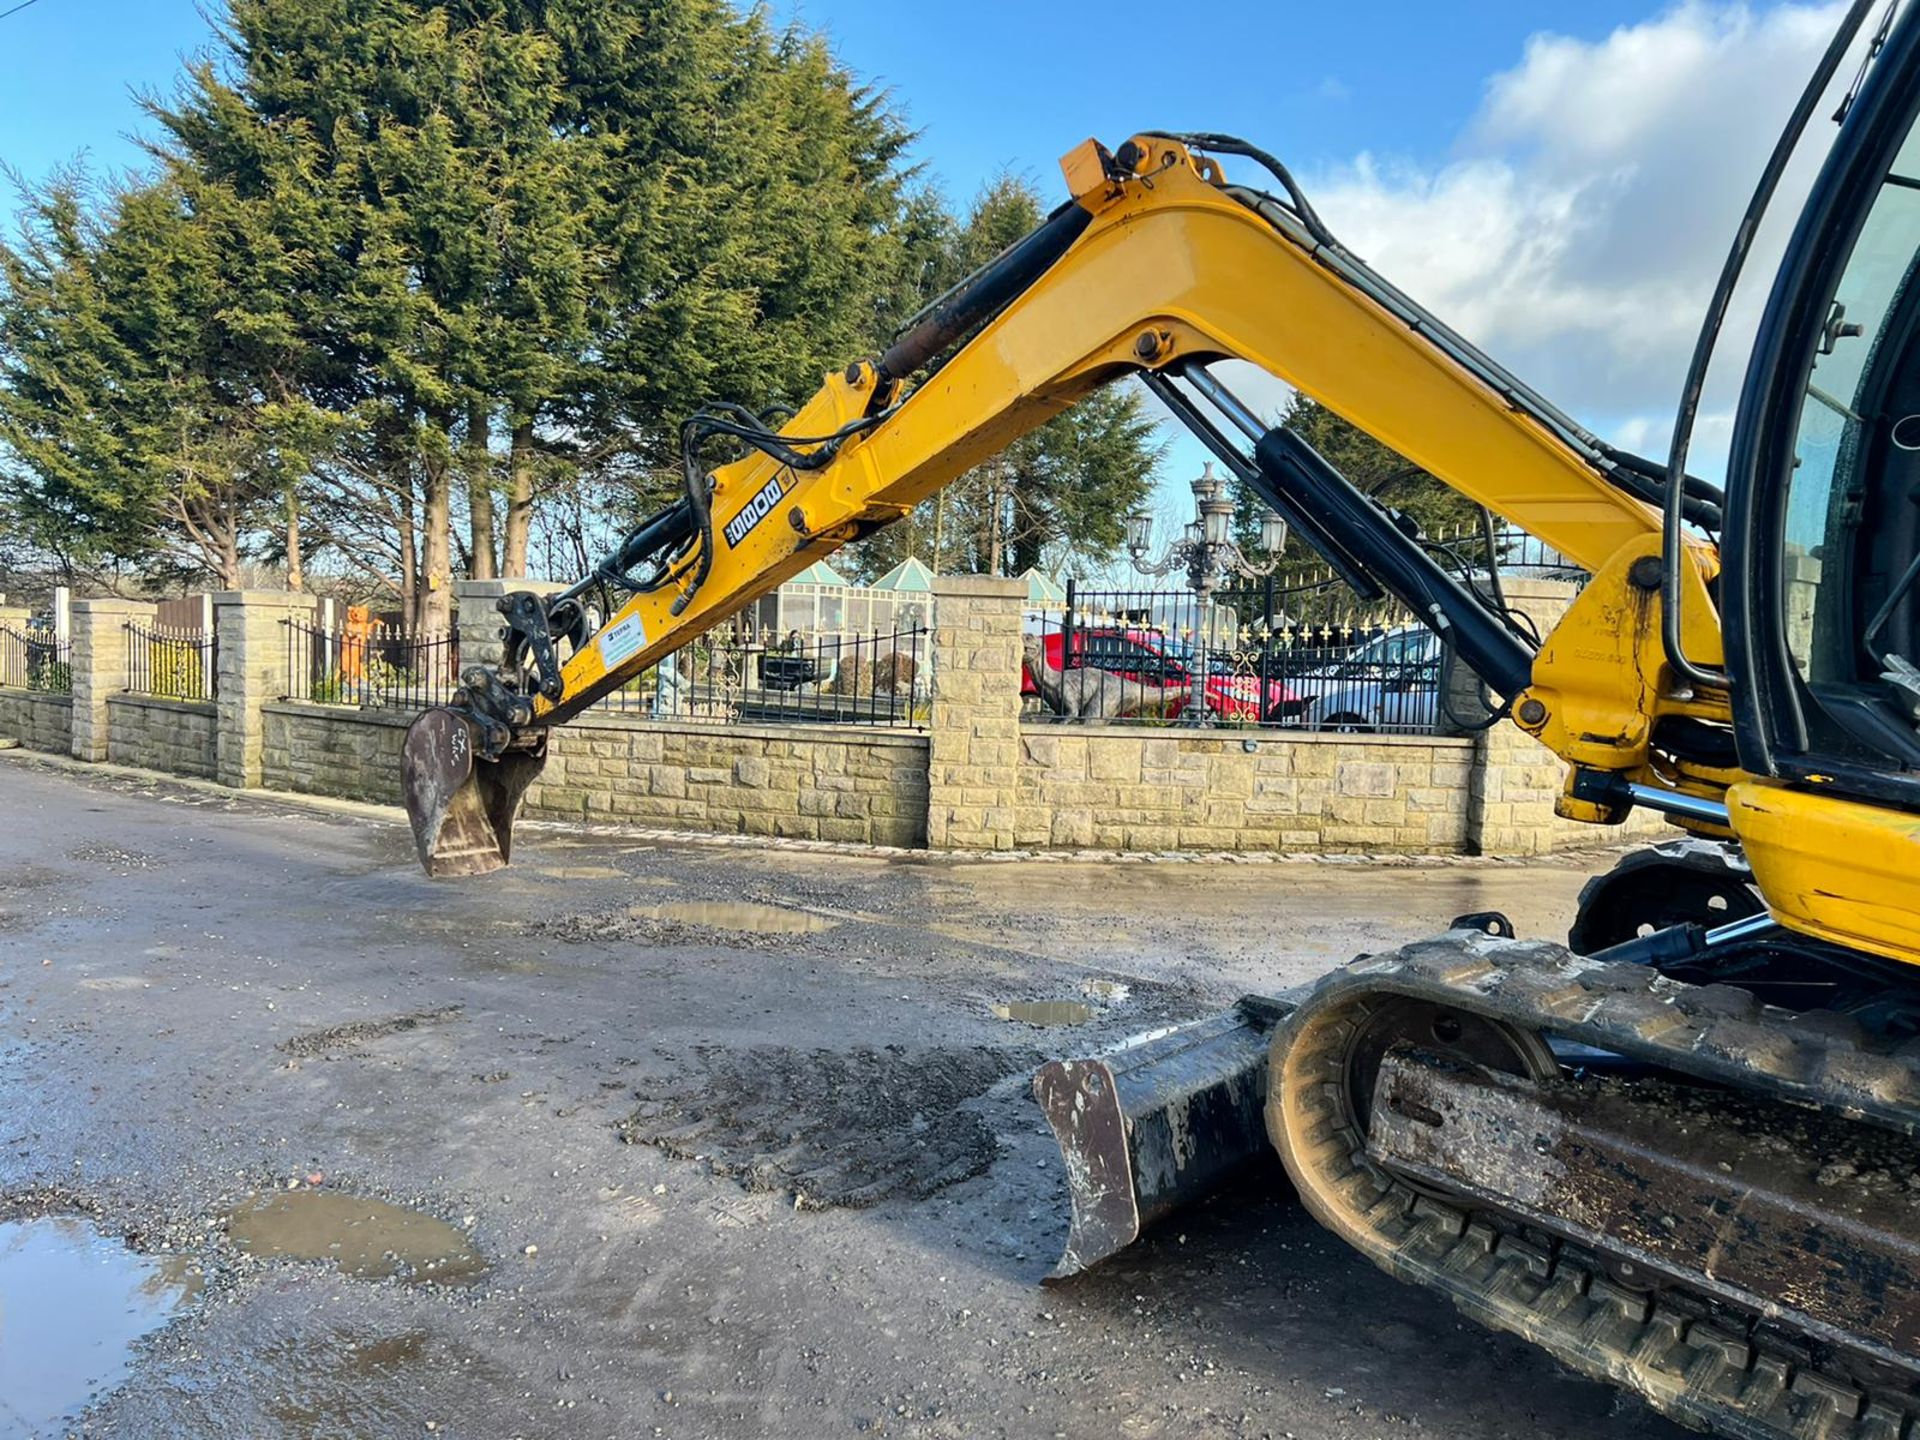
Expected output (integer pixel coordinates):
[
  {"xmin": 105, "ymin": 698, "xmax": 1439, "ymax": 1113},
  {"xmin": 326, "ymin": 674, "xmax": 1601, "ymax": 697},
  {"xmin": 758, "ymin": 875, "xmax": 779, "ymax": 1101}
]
[
  {"xmin": 1729, "ymin": 781, "xmax": 1920, "ymax": 965},
  {"xmin": 540, "ymin": 138, "xmax": 1662, "ymax": 724},
  {"xmin": 1514, "ymin": 534, "xmax": 1737, "ymax": 827},
  {"xmin": 519, "ymin": 134, "xmax": 1920, "ymax": 975}
]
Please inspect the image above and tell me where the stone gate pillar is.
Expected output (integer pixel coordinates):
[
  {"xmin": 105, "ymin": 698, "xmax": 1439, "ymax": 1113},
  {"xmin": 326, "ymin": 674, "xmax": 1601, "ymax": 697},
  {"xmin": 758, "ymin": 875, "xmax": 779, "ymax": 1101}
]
[
  {"xmin": 924, "ymin": 576, "xmax": 1026, "ymax": 851},
  {"xmin": 453, "ymin": 577, "xmax": 571, "ymax": 671},
  {"xmin": 69, "ymin": 597, "xmax": 156, "ymax": 762},
  {"xmin": 1467, "ymin": 577, "xmax": 1597, "ymax": 857},
  {"xmin": 214, "ymin": 590, "xmax": 318, "ymax": 788}
]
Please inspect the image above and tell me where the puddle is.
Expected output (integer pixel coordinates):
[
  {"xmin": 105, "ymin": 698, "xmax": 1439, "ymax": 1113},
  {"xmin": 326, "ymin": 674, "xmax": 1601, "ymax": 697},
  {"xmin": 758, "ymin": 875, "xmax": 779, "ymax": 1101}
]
[
  {"xmin": 0, "ymin": 1216, "xmax": 196, "ymax": 1436},
  {"xmin": 226, "ymin": 1192, "xmax": 485, "ymax": 1284},
  {"xmin": 633, "ymin": 901, "xmax": 836, "ymax": 935},
  {"xmin": 533, "ymin": 864, "xmax": 627, "ymax": 880},
  {"xmin": 992, "ymin": 1000, "xmax": 1094, "ymax": 1026}
]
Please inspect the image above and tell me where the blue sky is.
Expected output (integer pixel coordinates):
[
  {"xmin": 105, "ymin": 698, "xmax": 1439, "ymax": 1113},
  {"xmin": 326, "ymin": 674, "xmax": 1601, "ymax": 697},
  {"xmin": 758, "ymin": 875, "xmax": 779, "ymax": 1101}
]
[
  {"xmin": 0, "ymin": 2, "xmax": 1637, "ymax": 191},
  {"xmin": 0, "ymin": 0, "xmax": 1866, "ymax": 542}
]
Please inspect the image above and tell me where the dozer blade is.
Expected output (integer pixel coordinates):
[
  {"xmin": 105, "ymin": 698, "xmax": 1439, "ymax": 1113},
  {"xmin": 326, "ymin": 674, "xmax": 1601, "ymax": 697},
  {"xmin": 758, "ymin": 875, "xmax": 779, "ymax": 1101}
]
[
  {"xmin": 401, "ymin": 707, "xmax": 547, "ymax": 878},
  {"xmin": 1033, "ymin": 995, "xmax": 1293, "ymax": 1281}
]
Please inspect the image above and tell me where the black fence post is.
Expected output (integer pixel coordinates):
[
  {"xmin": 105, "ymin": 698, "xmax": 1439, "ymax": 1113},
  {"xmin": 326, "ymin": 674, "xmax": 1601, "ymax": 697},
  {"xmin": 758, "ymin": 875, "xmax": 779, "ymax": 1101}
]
[{"xmin": 1061, "ymin": 577, "xmax": 1077, "ymax": 674}]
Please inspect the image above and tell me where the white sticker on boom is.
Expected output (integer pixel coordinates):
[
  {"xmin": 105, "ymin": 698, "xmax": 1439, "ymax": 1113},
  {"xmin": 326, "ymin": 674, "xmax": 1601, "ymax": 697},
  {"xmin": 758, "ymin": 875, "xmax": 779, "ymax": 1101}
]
[{"xmin": 598, "ymin": 612, "xmax": 647, "ymax": 670}]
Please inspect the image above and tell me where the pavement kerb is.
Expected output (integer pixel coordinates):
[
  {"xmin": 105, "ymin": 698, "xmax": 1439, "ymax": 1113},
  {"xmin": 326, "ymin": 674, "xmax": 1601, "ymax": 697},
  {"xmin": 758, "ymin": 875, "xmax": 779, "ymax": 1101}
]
[{"xmin": 0, "ymin": 745, "xmax": 1640, "ymax": 872}]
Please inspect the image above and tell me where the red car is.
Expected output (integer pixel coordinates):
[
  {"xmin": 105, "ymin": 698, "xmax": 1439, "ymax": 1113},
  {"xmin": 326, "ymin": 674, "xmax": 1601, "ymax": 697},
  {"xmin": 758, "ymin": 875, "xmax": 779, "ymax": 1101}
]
[{"xmin": 1022, "ymin": 627, "xmax": 1302, "ymax": 722}]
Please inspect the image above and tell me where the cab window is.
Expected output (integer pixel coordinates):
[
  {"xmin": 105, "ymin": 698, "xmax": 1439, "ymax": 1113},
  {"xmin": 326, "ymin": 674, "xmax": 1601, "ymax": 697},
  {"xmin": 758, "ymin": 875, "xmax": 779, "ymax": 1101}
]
[{"xmin": 1779, "ymin": 110, "xmax": 1920, "ymax": 753}]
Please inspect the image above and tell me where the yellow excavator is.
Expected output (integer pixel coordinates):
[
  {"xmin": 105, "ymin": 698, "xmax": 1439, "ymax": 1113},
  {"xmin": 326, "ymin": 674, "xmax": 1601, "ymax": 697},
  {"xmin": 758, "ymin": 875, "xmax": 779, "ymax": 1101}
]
[{"xmin": 401, "ymin": 3, "xmax": 1920, "ymax": 1432}]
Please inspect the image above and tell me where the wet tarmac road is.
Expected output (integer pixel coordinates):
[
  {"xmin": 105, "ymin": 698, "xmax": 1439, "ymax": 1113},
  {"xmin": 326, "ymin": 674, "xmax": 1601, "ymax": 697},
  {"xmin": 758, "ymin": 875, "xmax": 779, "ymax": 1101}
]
[{"xmin": 0, "ymin": 751, "xmax": 1688, "ymax": 1439}]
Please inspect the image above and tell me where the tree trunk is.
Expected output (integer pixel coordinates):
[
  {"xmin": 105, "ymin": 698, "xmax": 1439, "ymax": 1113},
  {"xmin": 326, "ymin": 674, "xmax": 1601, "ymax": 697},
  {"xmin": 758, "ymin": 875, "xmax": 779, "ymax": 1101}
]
[
  {"xmin": 285, "ymin": 485, "xmax": 305, "ymax": 591},
  {"xmin": 396, "ymin": 467, "xmax": 418, "ymax": 625},
  {"xmin": 985, "ymin": 464, "xmax": 1007, "ymax": 577},
  {"xmin": 418, "ymin": 416, "xmax": 454, "ymax": 635},
  {"xmin": 466, "ymin": 396, "xmax": 496, "ymax": 581},
  {"xmin": 503, "ymin": 418, "xmax": 535, "ymax": 577},
  {"xmin": 220, "ymin": 530, "xmax": 244, "ymax": 591}
]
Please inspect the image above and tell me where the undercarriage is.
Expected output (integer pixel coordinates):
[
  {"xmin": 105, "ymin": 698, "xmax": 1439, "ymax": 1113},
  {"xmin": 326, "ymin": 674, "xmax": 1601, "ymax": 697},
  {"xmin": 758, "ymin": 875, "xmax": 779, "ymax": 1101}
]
[{"xmin": 1042, "ymin": 843, "xmax": 1920, "ymax": 1438}]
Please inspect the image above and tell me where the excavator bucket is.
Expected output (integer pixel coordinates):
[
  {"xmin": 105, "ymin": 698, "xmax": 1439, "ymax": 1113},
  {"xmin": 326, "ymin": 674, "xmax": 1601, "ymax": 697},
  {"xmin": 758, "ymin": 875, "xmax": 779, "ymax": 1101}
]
[
  {"xmin": 400, "ymin": 708, "xmax": 547, "ymax": 878},
  {"xmin": 1033, "ymin": 995, "xmax": 1292, "ymax": 1281}
]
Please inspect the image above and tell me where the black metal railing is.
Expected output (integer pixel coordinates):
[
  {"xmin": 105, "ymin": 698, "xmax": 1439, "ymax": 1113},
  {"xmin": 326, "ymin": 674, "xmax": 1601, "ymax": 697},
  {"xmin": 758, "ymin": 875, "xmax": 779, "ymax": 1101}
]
[
  {"xmin": 1027, "ymin": 582, "xmax": 1448, "ymax": 734},
  {"xmin": 125, "ymin": 622, "xmax": 216, "ymax": 701},
  {"xmin": 284, "ymin": 619, "xmax": 460, "ymax": 712},
  {"xmin": 0, "ymin": 624, "xmax": 71, "ymax": 694},
  {"xmin": 596, "ymin": 623, "xmax": 929, "ymax": 728},
  {"xmin": 1224, "ymin": 519, "xmax": 1588, "ymax": 630}
]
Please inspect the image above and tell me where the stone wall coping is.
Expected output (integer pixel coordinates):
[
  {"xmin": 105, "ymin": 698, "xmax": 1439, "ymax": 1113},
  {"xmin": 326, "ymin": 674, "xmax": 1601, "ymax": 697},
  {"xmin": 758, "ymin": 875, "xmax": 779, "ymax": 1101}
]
[
  {"xmin": 70, "ymin": 597, "xmax": 157, "ymax": 616},
  {"xmin": 210, "ymin": 590, "xmax": 320, "ymax": 609},
  {"xmin": 566, "ymin": 711, "xmax": 928, "ymax": 747},
  {"xmin": 108, "ymin": 693, "xmax": 217, "ymax": 718},
  {"xmin": 930, "ymin": 575, "xmax": 1026, "ymax": 600},
  {"xmin": 1022, "ymin": 723, "xmax": 1474, "ymax": 751},
  {"xmin": 0, "ymin": 687, "xmax": 73, "ymax": 707},
  {"xmin": 453, "ymin": 578, "xmax": 569, "ymax": 598},
  {"xmin": 263, "ymin": 701, "xmax": 417, "ymax": 728},
  {"xmin": 262, "ymin": 701, "xmax": 930, "ymax": 750}
]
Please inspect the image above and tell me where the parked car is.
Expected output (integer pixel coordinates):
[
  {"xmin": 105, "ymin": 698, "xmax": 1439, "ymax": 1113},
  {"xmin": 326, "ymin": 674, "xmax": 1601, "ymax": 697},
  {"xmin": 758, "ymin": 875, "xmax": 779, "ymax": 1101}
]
[
  {"xmin": 1290, "ymin": 625, "xmax": 1443, "ymax": 732},
  {"xmin": 1023, "ymin": 626, "xmax": 1302, "ymax": 722}
]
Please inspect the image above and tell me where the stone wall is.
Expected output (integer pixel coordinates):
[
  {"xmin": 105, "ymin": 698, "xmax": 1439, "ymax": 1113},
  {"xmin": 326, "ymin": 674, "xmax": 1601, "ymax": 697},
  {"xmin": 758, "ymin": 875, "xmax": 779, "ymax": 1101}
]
[
  {"xmin": 924, "ymin": 576, "xmax": 1026, "ymax": 851},
  {"xmin": 70, "ymin": 597, "xmax": 151, "ymax": 763},
  {"xmin": 215, "ymin": 590, "xmax": 317, "ymax": 789},
  {"xmin": 63, "ymin": 577, "xmax": 1682, "ymax": 861},
  {"xmin": 262, "ymin": 704, "xmax": 410, "ymax": 807},
  {"xmin": 522, "ymin": 713, "xmax": 929, "ymax": 848},
  {"xmin": 1016, "ymin": 729, "xmax": 1472, "ymax": 853},
  {"xmin": 262, "ymin": 704, "xmax": 931, "ymax": 848},
  {"xmin": 107, "ymin": 695, "xmax": 218, "ymax": 780},
  {"xmin": 0, "ymin": 690, "xmax": 73, "ymax": 754}
]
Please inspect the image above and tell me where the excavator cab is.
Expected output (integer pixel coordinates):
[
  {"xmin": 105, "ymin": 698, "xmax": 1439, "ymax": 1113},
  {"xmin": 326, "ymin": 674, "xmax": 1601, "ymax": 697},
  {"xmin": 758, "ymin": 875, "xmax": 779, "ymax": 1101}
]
[
  {"xmin": 1729, "ymin": 59, "xmax": 1920, "ymax": 799},
  {"xmin": 1715, "ymin": 13, "xmax": 1920, "ymax": 967}
]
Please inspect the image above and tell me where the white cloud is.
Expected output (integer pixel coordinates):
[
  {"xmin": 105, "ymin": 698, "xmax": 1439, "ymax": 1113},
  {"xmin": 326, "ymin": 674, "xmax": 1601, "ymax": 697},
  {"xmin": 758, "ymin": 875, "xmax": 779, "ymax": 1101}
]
[{"xmin": 1284, "ymin": 1, "xmax": 1866, "ymax": 472}]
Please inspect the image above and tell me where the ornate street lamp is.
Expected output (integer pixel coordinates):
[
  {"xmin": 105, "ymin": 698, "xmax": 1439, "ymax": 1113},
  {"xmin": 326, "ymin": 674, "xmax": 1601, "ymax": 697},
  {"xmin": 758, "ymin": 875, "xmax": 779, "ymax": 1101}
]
[{"xmin": 1125, "ymin": 462, "xmax": 1287, "ymax": 725}]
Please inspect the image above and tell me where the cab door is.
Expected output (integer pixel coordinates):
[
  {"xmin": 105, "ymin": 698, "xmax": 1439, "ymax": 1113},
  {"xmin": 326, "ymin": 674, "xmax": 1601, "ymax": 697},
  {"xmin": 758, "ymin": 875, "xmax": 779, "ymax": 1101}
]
[{"xmin": 1723, "ymin": 3, "xmax": 1920, "ymax": 962}]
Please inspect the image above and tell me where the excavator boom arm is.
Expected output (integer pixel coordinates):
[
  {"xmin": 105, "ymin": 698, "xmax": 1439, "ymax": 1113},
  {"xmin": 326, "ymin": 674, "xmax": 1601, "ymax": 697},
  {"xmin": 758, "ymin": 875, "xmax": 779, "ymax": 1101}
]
[{"xmin": 403, "ymin": 134, "xmax": 1716, "ymax": 876}]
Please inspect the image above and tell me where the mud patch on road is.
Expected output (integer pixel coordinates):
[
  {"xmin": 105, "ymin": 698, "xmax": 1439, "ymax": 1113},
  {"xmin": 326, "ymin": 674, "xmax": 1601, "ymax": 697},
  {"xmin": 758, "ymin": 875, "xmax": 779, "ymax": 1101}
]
[
  {"xmin": 535, "ymin": 900, "xmax": 834, "ymax": 950},
  {"xmin": 622, "ymin": 1044, "xmax": 1036, "ymax": 1208},
  {"xmin": 0, "ymin": 863, "xmax": 63, "ymax": 893},
  {"xmin": 226, "ymin": 1191, "xmax": 485, "ymax": 1284},
  {"xmin": 279, "ymin": 1006, "xmax": 463, "ymax": 1056},
  {"xmin": 66, "ymin": 841, "xmax": 162, "ymax": 870},
  {"xmin": 992, "ymin": 1000, "xmax": 1093, "ymax": 1026}
]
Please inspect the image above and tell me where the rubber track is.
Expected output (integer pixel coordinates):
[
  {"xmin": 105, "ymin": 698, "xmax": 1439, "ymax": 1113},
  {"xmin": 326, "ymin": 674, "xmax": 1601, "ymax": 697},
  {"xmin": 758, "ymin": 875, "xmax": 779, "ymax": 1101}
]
[{"xmin": 1268, "ymin": 932, "xmax": 1920, "ymax": 1440}]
